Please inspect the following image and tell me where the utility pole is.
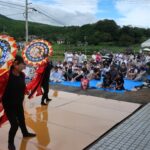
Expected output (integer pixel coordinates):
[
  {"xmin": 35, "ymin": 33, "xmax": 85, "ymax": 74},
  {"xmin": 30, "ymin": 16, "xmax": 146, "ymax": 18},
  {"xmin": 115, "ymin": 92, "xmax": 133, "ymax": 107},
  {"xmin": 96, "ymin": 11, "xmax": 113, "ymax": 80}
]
[{"xmin": 25, "ymin": 0, "xmax": 28, "ymax": 43}]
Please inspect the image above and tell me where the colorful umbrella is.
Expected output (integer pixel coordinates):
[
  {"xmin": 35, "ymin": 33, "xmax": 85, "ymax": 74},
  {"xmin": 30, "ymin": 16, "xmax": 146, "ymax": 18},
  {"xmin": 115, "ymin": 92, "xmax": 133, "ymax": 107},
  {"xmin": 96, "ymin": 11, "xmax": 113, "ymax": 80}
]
[
  {"xmin": 0, "ymin": 35, "xmax": 17, "ymax": 76},
  {"xmin": 22, "ymin": 39, "xmax": 53, "ymax": 66}
]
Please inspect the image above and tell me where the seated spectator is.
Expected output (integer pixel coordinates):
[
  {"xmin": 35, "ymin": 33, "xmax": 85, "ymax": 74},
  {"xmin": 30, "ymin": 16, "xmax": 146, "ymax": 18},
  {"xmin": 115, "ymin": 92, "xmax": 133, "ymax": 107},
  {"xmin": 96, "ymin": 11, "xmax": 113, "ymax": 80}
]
[
  {"xmin": 58, "ymin": 67, "xmax": 65, "ymax": 80},
  {"xmin": 109, "ymin": 65, "xmax": 118, "ymax": 81},
  {"xmin": 57, "ymin": 61, "xmax": 63, "ymax": 68},
  {"xmin": 96, "ymin": 52, "xmax": 102, "ymax": 63},
  {"xmin": 146, "ymin": 61, "xmax": 150, "ymax": 74},
  {"xmin": 101, "ymin": 72, "xmax": 112, "ymax": 88},
  {"xmin": 72, "ymin": 67, "xmax": 83, "ymax": 81},
  {"xmin": 50, "ymin": 66, "xmax": 63, "ymax": 82},
  {"xmin": 127, "ymin": 64, "xmax": 138, "ymax": 80},
  {"xmin": 92, "ymin": 67, "xmax": 101, "ymax": 80},
  {"xmin": 101, "ymin": 64, "xmax": 110, "ymax": 77},
  {"xmin": 103, "ymin": 59, "xmax": 110, "ymax": 67},
  {"xmin": 65, "ymin": 65, "xmax": 74, "ymax": 81},
  {"xmin": 119, "ymin": 62, "xmax": 127, "ymax": 77},
  {"xmin": 63, "ymin": 61, "xmax": 67, "ymax": 67},
  {"xmin": 134, "ymin": 65, "xmax": 146, "ymax": 81},
  {"xmin": 82, "ymin": 67, "xmax": 90, "ymax": 77},
  {"xmin": 114, "ymin": 73, "xmax": 125, "ymax": 90}
]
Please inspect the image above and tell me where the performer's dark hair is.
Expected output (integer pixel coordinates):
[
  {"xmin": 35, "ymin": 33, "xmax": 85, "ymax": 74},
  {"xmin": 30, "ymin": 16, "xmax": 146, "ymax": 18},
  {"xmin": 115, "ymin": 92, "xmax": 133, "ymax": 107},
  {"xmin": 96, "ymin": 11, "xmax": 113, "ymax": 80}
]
[
  {"xmin": 14, "ymin": 55, "xmax": 25, "ymax": 64},
  {"xmin": 10, "ymin": 55, "xmax": 25, "ymax": 70}
]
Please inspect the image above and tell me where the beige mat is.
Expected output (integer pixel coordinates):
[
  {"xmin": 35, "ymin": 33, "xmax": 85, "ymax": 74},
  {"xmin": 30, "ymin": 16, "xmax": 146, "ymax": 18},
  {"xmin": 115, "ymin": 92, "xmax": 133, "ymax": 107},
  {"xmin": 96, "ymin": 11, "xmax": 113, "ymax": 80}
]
[{"xmin": 0, "ymin": 90, "xmax": 140, "ymax": 150}]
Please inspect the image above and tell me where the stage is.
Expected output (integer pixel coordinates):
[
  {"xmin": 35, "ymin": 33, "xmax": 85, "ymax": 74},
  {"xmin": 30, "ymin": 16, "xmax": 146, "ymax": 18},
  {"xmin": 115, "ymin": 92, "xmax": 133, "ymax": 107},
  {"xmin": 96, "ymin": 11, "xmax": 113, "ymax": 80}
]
[{"xmin": 0, "ymin": 90, "xmax": 140, "ymax": 150}]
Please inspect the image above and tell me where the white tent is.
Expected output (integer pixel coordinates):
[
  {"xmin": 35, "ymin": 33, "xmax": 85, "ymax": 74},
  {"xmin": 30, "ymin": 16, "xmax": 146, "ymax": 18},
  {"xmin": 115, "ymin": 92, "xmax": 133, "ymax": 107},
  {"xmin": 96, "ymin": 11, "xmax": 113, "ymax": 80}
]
[
  {"xmin": 141, "ymin": 39, "xmax": 150, "ymax": 48},
  {"xmin": 143, "ymin": 48, "xmax": 150, "ymax": 52}
]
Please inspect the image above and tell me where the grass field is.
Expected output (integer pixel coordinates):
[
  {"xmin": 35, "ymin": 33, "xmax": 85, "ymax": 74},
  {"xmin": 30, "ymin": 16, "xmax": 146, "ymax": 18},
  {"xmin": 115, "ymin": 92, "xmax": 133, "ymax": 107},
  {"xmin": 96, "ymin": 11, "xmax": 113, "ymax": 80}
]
[
  {"xmin": 18, "ymin": 43, "xmax": 141, "ymax": 61},
  {"xmin": 51, "ymin": 43, "xmax": 140, "ymax": 61}
]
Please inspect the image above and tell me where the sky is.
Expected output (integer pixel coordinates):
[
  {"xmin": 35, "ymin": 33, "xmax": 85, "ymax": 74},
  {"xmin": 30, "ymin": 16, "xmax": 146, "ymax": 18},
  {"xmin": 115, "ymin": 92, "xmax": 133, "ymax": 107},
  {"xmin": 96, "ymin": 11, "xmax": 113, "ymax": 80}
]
[{"xmin": 0, "ymin": 0, "xmax": 150, "ymax": 28}]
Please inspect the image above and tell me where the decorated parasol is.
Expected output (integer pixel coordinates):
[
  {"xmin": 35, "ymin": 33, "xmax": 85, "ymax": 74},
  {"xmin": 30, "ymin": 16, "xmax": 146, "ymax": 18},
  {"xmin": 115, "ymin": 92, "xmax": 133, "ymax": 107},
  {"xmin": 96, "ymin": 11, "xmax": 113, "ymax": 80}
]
[
  {"xmin": 0, "ymin": 35, "xmax": 17, "ymax": 76},
  {"xmin": 22, "ymin": 39, "xmax": 53, "ymax": 66}
]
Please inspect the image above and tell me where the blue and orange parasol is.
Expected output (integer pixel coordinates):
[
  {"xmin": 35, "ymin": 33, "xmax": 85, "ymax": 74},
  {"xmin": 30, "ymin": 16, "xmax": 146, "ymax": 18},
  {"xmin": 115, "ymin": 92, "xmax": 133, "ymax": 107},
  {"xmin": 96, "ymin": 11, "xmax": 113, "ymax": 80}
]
[
  {"xmin": 22, "ymin": 39, "xmax": 53, "ymax": 66},
  {"xmin": 0, "ymin": 35, "xmax": 17, "ymax": 76}
]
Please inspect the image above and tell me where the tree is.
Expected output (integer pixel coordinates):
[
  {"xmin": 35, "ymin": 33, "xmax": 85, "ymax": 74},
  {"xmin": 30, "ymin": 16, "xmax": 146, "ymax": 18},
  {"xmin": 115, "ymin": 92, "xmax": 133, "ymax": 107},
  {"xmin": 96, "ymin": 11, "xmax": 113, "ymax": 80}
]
[
  {"xmin": 119, "ymin": 34, "xmax": 134, "ymax": 46},
  {"xmin": 94, "ymin": 19, "xmax": 120, "ymax": 41}
]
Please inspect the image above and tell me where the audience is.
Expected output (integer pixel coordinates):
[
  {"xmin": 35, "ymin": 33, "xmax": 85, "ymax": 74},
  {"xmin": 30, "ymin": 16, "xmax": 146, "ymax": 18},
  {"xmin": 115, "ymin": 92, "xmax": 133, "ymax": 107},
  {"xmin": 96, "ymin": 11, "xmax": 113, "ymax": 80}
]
[{"xmin": 25, "ymin": 51, "xmax": 150, "ymax": 91}]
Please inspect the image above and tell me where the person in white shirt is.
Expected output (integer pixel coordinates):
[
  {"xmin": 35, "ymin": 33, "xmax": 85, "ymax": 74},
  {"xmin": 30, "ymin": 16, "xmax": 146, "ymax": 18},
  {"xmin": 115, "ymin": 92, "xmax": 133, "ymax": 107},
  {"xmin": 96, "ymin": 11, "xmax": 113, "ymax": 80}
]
[
  {"xmin": 50, "ymin": 66, "xmax": 62, "ymax": 82},
  {"xmin": 57, "ymin": 61, "xmax": 63, "ymax": 68},
  {"xmin": 73, "ymin": 52, "xmax": 79, "ymax": 65},
  {"xmin": 91, "ymin": 52, "xmax": 96, "ymax": 62},
  {"xmin": 78, "ymin": 52, "xmax": 83, "ymax": 64},
  {"xmin": 127, "ymin": 64, "xmax": 138, "ymax": 80},
  {"xmin": 66, "ymin": 52, "xmax": 73, "ymax": 63},
  {"xmin": 82, "ymin": 53, "xmax": 87, "ymax": 62},
  {"xmin": 64, "ymin": 51, "xmax": 68, "ymax": 62},
  {"xmin": 101, "ymin": 65, "xmax": 110, "ymax": 76}
]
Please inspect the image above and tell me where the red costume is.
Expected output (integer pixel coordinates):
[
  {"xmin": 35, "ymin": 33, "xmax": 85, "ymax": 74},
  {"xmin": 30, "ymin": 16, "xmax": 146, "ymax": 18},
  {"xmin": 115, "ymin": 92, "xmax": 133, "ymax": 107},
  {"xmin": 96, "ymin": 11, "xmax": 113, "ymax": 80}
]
[
  {"xmin": 26, "ymin": 63, "xmax": 47, "ymax": 99},
  {"xmin": 0, "ymin": 72, "xmax": 9, "ymax": 127}
]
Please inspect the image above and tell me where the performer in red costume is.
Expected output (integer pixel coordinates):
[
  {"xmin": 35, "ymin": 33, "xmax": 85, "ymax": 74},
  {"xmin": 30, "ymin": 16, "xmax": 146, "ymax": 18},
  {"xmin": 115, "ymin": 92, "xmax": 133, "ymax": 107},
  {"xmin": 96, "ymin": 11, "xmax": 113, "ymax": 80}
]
[
  {"xmin": 27, "ymin": 55, "xmax": 53, "ymax": 105},
  {"xmin": 0, "ymin": 55, "xmax": 36, "ymax": 150}
]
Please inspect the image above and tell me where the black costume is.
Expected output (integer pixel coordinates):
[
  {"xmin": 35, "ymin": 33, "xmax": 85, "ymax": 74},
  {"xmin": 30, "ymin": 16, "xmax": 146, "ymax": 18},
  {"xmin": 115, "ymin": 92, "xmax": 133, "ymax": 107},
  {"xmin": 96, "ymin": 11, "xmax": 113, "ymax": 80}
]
[
  {"xmin": 41, "ymin": 61, "xmax": 53, "ymax": 104},
  {"xmin": 2, "ymin": 55, "xmax": 36, "ymax": 150},
  {"xmin": 2, "ymin": 70, "xmax": 29, "ymax": 147}
]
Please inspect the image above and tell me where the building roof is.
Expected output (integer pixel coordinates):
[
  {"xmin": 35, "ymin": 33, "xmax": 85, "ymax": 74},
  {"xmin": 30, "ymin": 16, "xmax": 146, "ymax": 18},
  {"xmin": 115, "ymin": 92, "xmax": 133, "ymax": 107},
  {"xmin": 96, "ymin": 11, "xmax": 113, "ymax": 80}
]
[{"xmin": 141, "ymin": 39, "xmax": 150, "ymax": 48}]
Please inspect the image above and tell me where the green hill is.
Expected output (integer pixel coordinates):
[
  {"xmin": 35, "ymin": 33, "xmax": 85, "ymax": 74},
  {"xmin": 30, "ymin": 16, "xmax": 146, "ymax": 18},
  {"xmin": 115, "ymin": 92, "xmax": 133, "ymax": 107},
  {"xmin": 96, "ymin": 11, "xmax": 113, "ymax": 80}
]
[
  {"xmin": 0, "ymin": 14, "xmax": 150, "ymax": 48},
  {"xmin": 0, "ymin": 14, "xmax": 63, "ymax": 41}
]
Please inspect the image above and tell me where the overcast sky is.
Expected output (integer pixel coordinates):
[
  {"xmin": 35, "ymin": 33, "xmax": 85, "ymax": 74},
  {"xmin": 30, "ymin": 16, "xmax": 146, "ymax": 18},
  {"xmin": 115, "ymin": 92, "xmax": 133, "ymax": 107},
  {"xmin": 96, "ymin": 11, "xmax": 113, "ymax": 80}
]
[{"xmin": 0, "ymin": 0, "xmax": 150, "ymax": 28}]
